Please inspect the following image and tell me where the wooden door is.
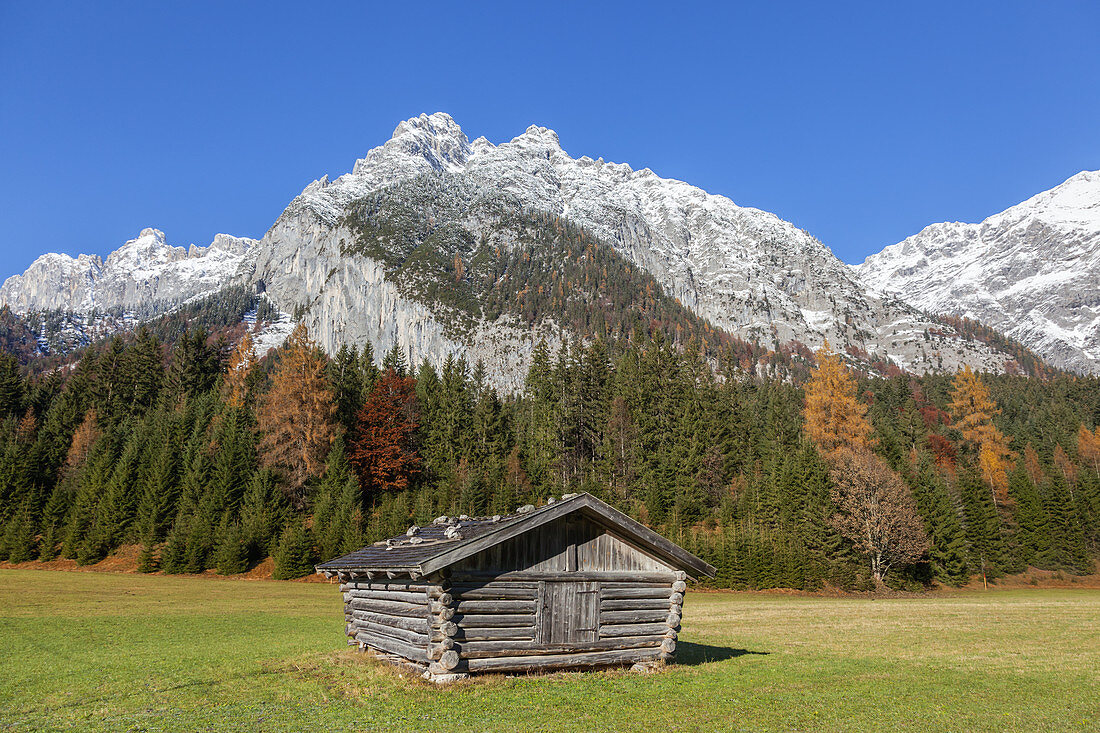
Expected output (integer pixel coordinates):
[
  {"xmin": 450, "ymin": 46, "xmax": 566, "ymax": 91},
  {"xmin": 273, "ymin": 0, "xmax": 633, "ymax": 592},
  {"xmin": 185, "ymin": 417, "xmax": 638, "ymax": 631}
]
[{"xmin": 538, "ymin": 581, "xmax": 599, "ymax": 644}]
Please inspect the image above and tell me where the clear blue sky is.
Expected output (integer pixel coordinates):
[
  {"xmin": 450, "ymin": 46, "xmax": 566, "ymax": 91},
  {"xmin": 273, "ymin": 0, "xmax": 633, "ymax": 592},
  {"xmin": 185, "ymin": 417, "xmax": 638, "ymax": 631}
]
[{"xmin": 2, "ymin": 1, "xmax": 1098, "ymax": 280}]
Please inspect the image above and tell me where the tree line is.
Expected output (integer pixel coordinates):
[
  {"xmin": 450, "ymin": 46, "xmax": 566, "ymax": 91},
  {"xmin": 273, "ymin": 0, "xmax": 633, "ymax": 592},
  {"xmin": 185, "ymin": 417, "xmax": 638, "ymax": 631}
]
[{"xmin": 0, "ymin": 325, "xmax": 1096, "ymax": 588}]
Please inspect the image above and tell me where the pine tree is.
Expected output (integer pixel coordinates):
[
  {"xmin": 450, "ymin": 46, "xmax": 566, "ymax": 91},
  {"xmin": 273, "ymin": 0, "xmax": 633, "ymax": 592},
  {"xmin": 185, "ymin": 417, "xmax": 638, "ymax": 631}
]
[
  {"xmin": 0, "ymin": 353, "xmax": 23, "ymax": 419},
  {"xmin": 311, "ymin": 438, "xmax": 363, "ymax": 561},
  {"xmin": 239, "ymin": 468, "xmax": 286, "ymax": 563},
  {"xmin": 214, "ymin": 517, "xmax": 249, "ymax": 575},
  {"xmin": 272, "ymin": 520, "xmax": 317, "ymax": 580}
]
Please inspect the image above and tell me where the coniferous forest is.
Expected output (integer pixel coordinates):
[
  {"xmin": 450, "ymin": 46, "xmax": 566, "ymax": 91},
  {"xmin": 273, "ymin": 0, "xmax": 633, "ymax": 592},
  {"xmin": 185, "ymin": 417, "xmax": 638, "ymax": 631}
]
[{"xmin": 0, "ymin": 323, "xmax": 1097, "ymax": 589}]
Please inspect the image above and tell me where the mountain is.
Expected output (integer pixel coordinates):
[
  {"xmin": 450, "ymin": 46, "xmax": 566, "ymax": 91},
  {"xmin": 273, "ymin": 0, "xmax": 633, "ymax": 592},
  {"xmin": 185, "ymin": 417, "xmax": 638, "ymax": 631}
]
[
  {"xmin": 858, "ymin": 171, "xmax": 1100, "ymax": 373},
  {"xmin": 2, "ymin": 113, "xmax": 1027, "ymax": 386},
  {"xmin": 0, "ymin": 228, "xmax": 256, "ymax": 315},
  {"xmin": 251, "ymin": 113, "xmax": 1016, "ymax": 384}
]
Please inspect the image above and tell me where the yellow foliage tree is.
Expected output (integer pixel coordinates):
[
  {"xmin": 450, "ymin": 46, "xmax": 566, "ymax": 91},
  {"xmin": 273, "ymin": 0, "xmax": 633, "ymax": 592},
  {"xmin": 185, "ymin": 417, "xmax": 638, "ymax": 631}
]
[
  {"xmin": 803, "ymin": 341, "xmax": 874, "ymax": 458},
  {"xmin": 948, "ymin": 365, "xmax": 1014, "ymax": 507},
  {"xmin": 256, "ymin": 325, "xmax": 337, "ymax": 506}
]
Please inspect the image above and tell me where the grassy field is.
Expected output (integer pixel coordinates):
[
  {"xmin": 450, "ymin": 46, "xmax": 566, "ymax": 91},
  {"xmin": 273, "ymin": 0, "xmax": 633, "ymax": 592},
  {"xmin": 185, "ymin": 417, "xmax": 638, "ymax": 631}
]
[{"xmin": 0, "ymin": 570, "xmax": 1097, "ymax": 731}]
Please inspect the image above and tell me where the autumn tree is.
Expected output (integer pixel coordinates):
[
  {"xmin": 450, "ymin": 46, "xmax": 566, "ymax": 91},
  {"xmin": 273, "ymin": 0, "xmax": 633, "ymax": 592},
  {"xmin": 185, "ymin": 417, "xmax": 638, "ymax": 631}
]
[
  {"xmin": 223, "ymin": 332, "xmax": 258, "ymax": 409},
  {"xmin": 803, "ymin": 341, "xmax": 874, "ymax": 457},
  {"xmin": 255, "ymin": 325, "xmax": 337, "ymax": 505},
  {"xmin": 948, "ymin": 366, "xmax": 1014, "ymax": 508},
  {"xmin": 828, "ymin": 448, "xmax": 930, "ymax": 585},
  {"xmin": 1077, "ymin": 424, "xmax": 1100, "ymax": 477},
  {"xmin": 348, "ymin": 369, "xmax": 421, "ymax": 498},
  {"xmin": 64, "ymin": 410, "xmax": 101, "ymax": 477}
]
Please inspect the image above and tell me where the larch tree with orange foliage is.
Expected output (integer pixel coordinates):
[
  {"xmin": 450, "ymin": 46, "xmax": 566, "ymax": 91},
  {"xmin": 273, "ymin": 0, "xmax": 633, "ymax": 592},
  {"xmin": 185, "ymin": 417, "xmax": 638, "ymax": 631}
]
[
  {"xmin": 223, "ymin": 332, "xmax": 258, "ymax": 409},
  {"xmin": 803, "ymin": 340, "xmax": 875, "ymax": 457},
  {"xmin": 255, "ymin": 325, "xmax": 337, "ymax": 506},
  {"xmin": 1077, "ymin": 424, "xmax": 1100, "ymax": 477},
  {"xmin": 348, "ymin": 369, "xmax": 421, "ymax": 499},
  {"xmin": 64, "ymin": 410, "xmax": 100, "ymax": 477},
  {"xmin": 948, "ymin": 366, "xmax": 1014, "ymax": 509}
]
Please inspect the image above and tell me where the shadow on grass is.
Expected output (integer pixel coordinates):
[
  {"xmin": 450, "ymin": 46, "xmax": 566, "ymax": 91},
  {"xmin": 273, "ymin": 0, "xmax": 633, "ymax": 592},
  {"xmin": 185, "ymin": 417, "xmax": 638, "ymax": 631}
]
[{"xmin": 676, "ymin": 642, "xmax": 769, "ymax": 666}]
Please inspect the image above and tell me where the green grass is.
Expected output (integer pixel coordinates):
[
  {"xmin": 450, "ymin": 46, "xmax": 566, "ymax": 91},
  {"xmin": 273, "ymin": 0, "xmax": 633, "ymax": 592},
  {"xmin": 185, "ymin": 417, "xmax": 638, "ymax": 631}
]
[{"xmin": 1, "ymin": 570, "xmax": 1098, "ymax": 731}]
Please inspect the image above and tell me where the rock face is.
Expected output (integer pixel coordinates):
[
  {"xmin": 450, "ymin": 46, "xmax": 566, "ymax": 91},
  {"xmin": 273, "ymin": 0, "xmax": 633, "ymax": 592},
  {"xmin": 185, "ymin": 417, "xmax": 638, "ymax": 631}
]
[
  {"xmin": 858, "ymin": 171, "xmax": 1100, "ymax": 373},
  {"xmin": 254, "ymin": 113, "xmax": 1011, "ymax": 379},
  {"xmin": 1, "ymin": 113, "xmax": 1027, "ymax": 385},
  {"xmin": 0, "ymin": 228, "xmax": 256, "ymax": 315}
]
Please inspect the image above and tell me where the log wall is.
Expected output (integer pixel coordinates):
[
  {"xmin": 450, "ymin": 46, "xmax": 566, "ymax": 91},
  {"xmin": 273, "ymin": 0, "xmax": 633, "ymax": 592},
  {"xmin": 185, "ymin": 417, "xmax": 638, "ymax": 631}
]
[
  {"xmin": 342, "ymin": 572, "xmax": 687, "ymax": 675},
  {"xmin": 339, "ymin": 514, "xmax": 690, "ymax": 677}
]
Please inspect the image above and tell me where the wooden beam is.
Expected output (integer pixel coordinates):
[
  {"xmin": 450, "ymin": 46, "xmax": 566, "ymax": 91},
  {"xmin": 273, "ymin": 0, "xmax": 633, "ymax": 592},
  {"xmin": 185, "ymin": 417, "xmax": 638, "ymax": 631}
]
[
  {"xmin": 464, "ymin": 646, "xmax": 662, "ymax": 672},
  {"xmin": 348, "ymin": 610, "xmax": 430, "ymax": 634},
  {"xmin": 599, "ymin": 622, "xmax": 670, "ymax": 637},
  {"xmin": 453, "ymin": 599, "xmax": 536, "ymax": 614},
  {"xmin": 452, "ymin": 571, "xmax": 679, "ymax": 583},
  {"xmin": 348, "ymin": 598, "xmax": 430, "ymax": 618},
  {"xmin": 432, "ymin": 626, "xmax": 535, "ymax": 642},
  {"xmin": 456, "ymin": 635, "xmax": 663, "ymax": 659},
  {"xmin": 345, "ymin": 588, "xmax": 428, "ymax": 604},
  {"xmin": 454, "ymin": 613, "xmax": 536, "ymax": 628},
  {"xmin": 354, "ymin": 630, "xmax": 428, "ymax": 662},
  {"xmin": 599, "ymin": 598, "xmax": 671, "ymax": 611},
  {"xmin": 599, "ymin": 609, "xmax": 673, "ymax": 624}
]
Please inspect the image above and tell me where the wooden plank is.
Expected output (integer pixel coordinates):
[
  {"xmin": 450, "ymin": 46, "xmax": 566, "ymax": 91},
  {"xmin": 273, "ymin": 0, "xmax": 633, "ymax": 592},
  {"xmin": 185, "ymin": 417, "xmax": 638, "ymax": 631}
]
[
  {"xmin": 451, "ymin": 584, "xmax": 538, "ymax": 599},
  {"xmin": 346, "ymin": 588, "xmax": 428, "ymax": 604},
  {"xmin": 454, "ymin": 571, "xmax": 679, "ymax": 583},
  {"xmin": 600, "ymin": 586, "xmax": 674, "ymax": 600},
  {"xmin": 454, "ymin": 599, "xmax": 536, "ymax": 614},
  {"xmin": 599, "ymin": 622, "xmax": 669, "ymax": 637},
  {"xmin": 348, "ymin": 598, "xmax": 430, "ymax": 619},
  {"xmin": 464, "ymin": 646, "xmax": 662, "ymax": 672},
  {"xmin": 433, "ymin": 626, "xmax": 536, "ymax": 642},
  {"xmin": 355, "ymin": 619, "xmax": 429, "ymax": 646},
  {"xmin": 599, "ymin": 598, "xmax": 671, "ymax": 611},
  {"xmin": 349, "ymin": 609, "xmax": 430, "ymax": 634},
  {"xmin": 355, "ymin": 630, "xmax": 428, "ymax": 662},
  {"xmin": 600, "ymin": 609, "xmax": 673, "ymax": 624},
  {"xmin": 346, "ymin": 581, "xmax": 439, "ymax": 592},
  {"xmin": 456, "ymin": 613, "xmax": 536, "ymax": 628},
  {"xmin": 456, "ymin": 635, "xmax": 663, "ymax": 659}
]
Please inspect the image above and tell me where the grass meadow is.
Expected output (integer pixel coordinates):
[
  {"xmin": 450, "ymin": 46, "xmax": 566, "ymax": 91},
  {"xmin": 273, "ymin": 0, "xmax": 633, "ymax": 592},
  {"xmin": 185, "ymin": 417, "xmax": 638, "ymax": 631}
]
[{"xmin": 0, "ymin": 569, "xmax": 1097, "ymax": 731}]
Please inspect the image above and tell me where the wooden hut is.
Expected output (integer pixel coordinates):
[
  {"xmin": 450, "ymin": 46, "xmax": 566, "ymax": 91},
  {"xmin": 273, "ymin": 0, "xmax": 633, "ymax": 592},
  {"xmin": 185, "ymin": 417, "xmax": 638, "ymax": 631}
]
[{"xmin": 316, "ymin": 492, "xmax": 716, "ymax": 681}]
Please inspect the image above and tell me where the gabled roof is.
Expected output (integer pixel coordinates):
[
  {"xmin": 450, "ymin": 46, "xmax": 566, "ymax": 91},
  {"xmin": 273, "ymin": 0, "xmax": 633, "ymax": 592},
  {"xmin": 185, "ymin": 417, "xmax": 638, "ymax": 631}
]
[{"xmin": 316, "ymin": 493, "xmax": 717, "ymax": 578}]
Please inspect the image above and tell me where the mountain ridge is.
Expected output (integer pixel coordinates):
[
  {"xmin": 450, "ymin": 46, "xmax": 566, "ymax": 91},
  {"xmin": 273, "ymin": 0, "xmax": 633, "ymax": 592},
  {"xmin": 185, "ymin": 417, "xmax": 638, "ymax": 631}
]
[
  {"xmin": 858, "ymin": 169, "xmax": 1100, "ymax": 373},
  {"xmin": 0, "ymin": 113, "xmax": 1048, "ymax": 384}
]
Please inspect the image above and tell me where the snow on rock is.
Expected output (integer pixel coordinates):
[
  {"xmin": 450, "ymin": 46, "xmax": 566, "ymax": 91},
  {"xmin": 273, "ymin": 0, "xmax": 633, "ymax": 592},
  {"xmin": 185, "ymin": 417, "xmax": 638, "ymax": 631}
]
[
  {"xmin": 0, "ymin": 228, "xmax": 258, "ymax": 315},
  {"xmin": 1, "ymin": 112, "xmax": 1029, "ymax": 384},
  {"xmin": 858, "ymin": 170, "xmax": 1100, "ymax": 372},
  {"xmin": 272, "ymin": 112, "xmax": 1012, "ymax": 378}
]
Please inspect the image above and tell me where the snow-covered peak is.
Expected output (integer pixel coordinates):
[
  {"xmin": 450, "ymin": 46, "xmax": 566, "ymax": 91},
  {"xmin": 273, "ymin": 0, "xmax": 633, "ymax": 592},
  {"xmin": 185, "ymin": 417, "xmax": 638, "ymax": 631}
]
[
  {"xmin": 985, "ymin": 169, "xmax": 1100, "ymax": 231},
  {"xmin": 858, "ymin": 170, "xmax": 1100, "ymax": 372},
  {"xmin": 509, "ymin": 124, "xmax": 563, "ymax": 152},
  {"xmin": 351, "ymin": 112, "xmax": 472, "ymax": 180},
  {"xmin": 274, "ymin": 112, "xmax": 1015, "ymax": 375}
]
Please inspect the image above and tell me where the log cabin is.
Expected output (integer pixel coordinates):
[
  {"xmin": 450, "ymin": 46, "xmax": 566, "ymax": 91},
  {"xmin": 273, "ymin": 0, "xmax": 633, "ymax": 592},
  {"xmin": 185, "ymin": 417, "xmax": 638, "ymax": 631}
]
[{"xmin": 316, "ymin": 492, "xmax": 716, "ymax": 682}]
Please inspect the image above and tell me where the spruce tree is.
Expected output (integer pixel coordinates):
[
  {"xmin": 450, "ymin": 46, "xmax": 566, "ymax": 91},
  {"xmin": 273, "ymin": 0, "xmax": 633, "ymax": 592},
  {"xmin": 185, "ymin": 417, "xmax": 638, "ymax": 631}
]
[{"xmin": 272, "ymin": 520, "xmax": 317, "ymax": 580}]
